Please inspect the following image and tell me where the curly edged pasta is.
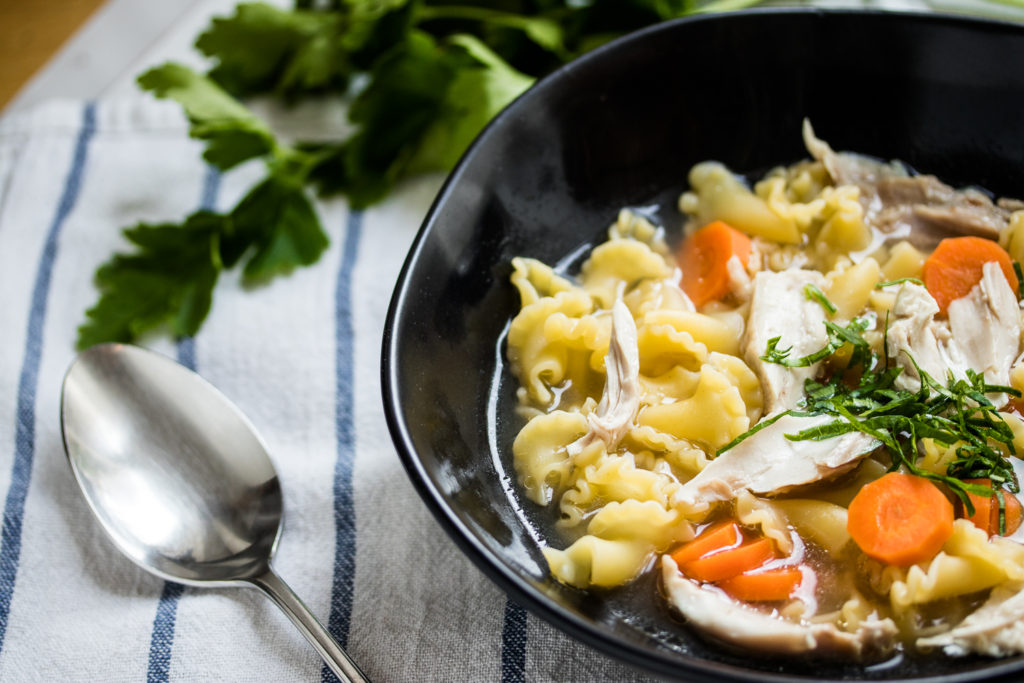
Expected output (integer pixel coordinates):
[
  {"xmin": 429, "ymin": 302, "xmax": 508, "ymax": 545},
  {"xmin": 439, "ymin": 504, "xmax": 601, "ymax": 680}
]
[
  {"xmin": 505, "ymin": 125, "xmax": 1024, "ymax": 660},
  {"xmin": 507, "ymin": 210, "xmax": 761, "ymax": 586}
]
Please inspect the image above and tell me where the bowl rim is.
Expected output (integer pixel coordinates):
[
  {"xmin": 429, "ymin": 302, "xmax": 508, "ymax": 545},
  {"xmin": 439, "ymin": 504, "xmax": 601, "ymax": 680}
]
[{"xmin": 381, "ymin": 8, "xmax": 1024, "ymax": 682}]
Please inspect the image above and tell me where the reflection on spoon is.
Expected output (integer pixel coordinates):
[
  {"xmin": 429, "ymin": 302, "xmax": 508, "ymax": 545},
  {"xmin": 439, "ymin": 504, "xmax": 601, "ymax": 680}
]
[{"xmin": 60, "ymin": 343, "xmax": 368, "ymax": 682}]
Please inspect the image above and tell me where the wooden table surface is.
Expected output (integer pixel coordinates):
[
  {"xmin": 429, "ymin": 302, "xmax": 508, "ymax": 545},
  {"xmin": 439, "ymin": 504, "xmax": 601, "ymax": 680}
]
[{"xmin": 0, "ymin": 0, "xmax": 108, "ymax": 108}]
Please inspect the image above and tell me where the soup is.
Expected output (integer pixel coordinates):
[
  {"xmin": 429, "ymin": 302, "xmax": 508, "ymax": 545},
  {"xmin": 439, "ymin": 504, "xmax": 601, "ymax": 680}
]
[{"xmin": 505, "ymin": 121, "xmax": 1024, "ymax": 658}]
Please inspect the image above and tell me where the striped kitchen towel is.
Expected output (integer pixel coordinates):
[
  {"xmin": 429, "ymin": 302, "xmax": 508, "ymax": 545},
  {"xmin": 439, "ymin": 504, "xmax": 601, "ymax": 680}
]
[{"xmin": 0, "ymin": 98, "xmax": 654, "ymax": 681}]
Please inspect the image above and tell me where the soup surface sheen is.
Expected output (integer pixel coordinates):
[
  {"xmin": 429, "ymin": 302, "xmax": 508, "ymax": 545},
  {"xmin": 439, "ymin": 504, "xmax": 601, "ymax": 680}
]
[{"xmin": 505, "ymin": 123, "xmax": 1024, "ymax": 659}]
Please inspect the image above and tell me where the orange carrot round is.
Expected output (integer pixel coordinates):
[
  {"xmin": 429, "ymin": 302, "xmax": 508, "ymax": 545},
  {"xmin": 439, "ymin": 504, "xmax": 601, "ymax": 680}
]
[
  {"xmin": 922, "ymin": 236, "xmax": 1018, "ymax": 314},
  {"xmin": 847, "ymin": 472, "xmax": 954, "ymax": 566},
  {"xmin": 998, "ymin": 494, "xmax": 1022, "ymax": 536},
  {"xmin": 670, "ymin": 521, "xmax": 741, "ymax": 567},
  {"xmin": 681, "ymin": 537, "xmax": 776, "ymax": 582},
  {"xmin": 718, "ymin": 566, "xmax": 803, "ymax": 602},
  {"xmin": 679, "ymin": 220, "xmax": 752, "ymax": 307},
  {"xmin": 959, "ymin": 478, "xmax": 1023, "ymax": 537}
]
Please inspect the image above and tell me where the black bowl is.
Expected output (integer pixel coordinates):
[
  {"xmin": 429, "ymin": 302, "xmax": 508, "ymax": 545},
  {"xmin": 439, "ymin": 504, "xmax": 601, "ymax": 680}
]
[{"xmin": 381, "ymin": 9, "xmax": 1024, "ymax": 682}]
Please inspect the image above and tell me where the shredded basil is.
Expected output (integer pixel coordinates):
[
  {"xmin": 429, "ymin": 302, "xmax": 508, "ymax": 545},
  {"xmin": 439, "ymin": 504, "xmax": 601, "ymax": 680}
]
[
  {"xmin": 875, "ymin": 277, "xmax": 924, "ymax": 288},
  {"xmin": 760, "ymin": 318, "xmax": 870, "ymax": 368},
  {"xmin": 739, "ymin": 313, "xmax": 1022, "ymax": 517},
  {"xmin": 803, "ymin": 283, "xmax": 837, "ymax": 315}
]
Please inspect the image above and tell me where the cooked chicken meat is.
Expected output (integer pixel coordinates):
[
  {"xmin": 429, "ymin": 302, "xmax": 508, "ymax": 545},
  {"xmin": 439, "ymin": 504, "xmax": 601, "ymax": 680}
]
[
  {"xmin": 567, "ymin": 299, "xmax": 640, "ymax": 455},
  {"xmin": 671, "ymin": 413, "xmax": 879, "ymax": 511},
  {"xmin": 803, "ymin": 120, "xmax": 1012, "ymax": 251},
  {"xmin": 725, "ymin": 254, "xmax": 753, "ymax": 303},
  {"xmin": 510, "ymin": 125, "xmax": 1024, "ymax": 664},
  {"xmin": 662, "ymin": 557, "xmax": 897, "ymax": 656},
  {"xmin": 918, "ymin": 583, "xmax": 1024, "ymax": 657},
  {"xmin": 885, "ymin": 282, "xmax": 954, "ymax": 393},
  {"xmin": 875, "ymin": 177, "xmax": 1006, "ymax": 246},
  {"xmin": 802, "ymin": 120, "xmax": 906, "ymax": 190},
  {"xmin": 947, "ymin": 261, "xmax": 1021, "ymax": 396},
  {"xmin": 886, "ymin": 266, "xmax": 1020, "ymax": 404},
  {"xmin": 743, "ymin": 270, "xmax": 829, "ymax": 415}
]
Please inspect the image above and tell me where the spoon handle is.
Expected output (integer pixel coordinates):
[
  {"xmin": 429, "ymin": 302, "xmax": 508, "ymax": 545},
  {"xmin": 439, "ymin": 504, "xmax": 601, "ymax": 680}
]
[{"xmin": 249, "ymin": 567, "xmax": 370, "ymax": 683}]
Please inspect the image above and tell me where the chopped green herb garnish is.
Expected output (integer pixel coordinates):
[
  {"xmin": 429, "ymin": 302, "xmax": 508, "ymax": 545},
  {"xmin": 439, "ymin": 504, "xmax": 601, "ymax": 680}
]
[
  {"xmin": 803, "ymin": 283, "xmax": 837, "ymax": 315},
  {"xmin": 741, "ymin": 314, "xmax": 1022, "ymax": 516},
  {"xmin": 714, "ymin": 410, "xmax": 792, "ymax": 456},
  {"xmin": 760, "ymin": 318, "xmax": 871, "ymax": 368},
  {"xmin": 875, "ymin": 277, "xmax": 924, "ymax": 288},
  {"xmin": 1014, "ymin": 261, "xmax": 1024, "ymax": 300}
]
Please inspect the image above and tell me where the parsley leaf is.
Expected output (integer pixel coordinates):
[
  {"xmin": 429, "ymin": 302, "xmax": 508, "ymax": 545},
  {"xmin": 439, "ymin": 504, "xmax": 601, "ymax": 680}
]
[
  {"xmin": 337, "ymin": 30, "xmax": 460, "ymax": 205},
  {"xmin": 77, "ymin": 174, "xmax": 330, "ymax": 348},
  {"xmin": 228, "ymin": 176, "xmax": 329, "ymax": 281},
  {"xmin": 79, "ymin": 65, "xmax": 329, "ymax": 347},
  {"xmin": 339, "ymin": 30, "xmax": 533, "ymax": 206},
  {"xmin": 78, "ymin": 212, "xmax": 224, "ymax": 348},
  {"xmin": 138, "ymin": 63, "xmax": 278, "ymax": 170},
  {"xmin": 81, "ymin": 0, "xmax": 774, "ymax": 348},
  {"xmin": 417, "ymin": 5, "xmax": 567, "ymax": 56},
  {"xmin": 406, "ymin": 34, "xmax": 534, "ymax": 173},
  {"xmin": 195, "ymin": 3, "xmax": 351, "ymax": 97}
]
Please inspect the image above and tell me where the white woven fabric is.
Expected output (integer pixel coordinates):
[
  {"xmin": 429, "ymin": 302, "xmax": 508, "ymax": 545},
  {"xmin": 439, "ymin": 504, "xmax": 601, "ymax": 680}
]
[
  {"xmin": 0, "ymin": 98, "xmax": 654, "ymax": 682},
  {"xmin": 8, "ymin": 0, "xmax": 1024, "ymax": 677}
]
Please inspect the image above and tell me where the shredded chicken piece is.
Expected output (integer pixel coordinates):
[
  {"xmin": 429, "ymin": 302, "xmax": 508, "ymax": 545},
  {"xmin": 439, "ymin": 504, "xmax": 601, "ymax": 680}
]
[
  {"xmin": 743, "ymin": 270, "xmax": 829, "ymax": 415},
  {"xmin": 802, "ymin": 120, "xmax": 907, "ymax": 189},
  {"xmin": 886, "ymin": 282, "xmax": 952, "ymax": 393},
  {"xmin": 886, "ymin": 267, "xmax": 1020, "ymax": 405},
  {"xmin": 877, "ymin": 177, "xmax": 1005, "ymax": 246},
  {"xmin": 947, "ymin": 261, "xmax": 1021, "ymax": 395},
  {"xmin": 670, "ymin": 414, "xmax": 878, "ymax": 512},
  {"xmin": 662, "ymin": 557, "xmax": 898, "ymax": 656},
  {"xmin": 803, "ymin": 119, "xmax": 1011, "ymax": 251},
  {"xmin": 567, "ymin": 299, "xmax": 640, "ymax": 455},
  {"xmin": 725, "ymin": 254, "xmax": 752, "ymax": 303},
  {"xmin": 918, "ymin": 583, "xmax": 1024, "ymax": 657}
]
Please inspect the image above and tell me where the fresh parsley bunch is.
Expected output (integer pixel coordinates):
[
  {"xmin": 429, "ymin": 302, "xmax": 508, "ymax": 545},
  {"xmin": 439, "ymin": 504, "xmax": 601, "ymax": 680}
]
[{"xmin": 78, "ymin": 0, "xmax": 757, "ymax": 348}]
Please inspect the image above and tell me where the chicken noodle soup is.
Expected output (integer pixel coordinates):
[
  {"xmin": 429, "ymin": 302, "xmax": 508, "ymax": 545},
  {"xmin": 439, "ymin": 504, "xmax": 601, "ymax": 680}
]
[{"xmin": 506, "ymin": 121, "xmax": 1024, "ymax": 659}]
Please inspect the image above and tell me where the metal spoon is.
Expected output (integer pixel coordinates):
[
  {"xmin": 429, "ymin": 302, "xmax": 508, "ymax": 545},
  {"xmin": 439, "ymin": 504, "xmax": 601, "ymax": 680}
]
[{"xmin": 60, "ymin": 343, "xmax": 368, "ymax": 683}]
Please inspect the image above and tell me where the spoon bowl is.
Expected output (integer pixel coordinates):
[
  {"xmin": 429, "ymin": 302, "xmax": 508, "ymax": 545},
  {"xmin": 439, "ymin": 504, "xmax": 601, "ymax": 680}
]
[{"xmin": 60, "ymin": 343, "xmax": 367, "ymax": 682}]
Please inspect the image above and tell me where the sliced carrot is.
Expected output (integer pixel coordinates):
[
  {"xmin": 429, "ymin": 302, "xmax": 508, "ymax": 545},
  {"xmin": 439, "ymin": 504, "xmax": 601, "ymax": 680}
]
[
  {"xmin": 681, "ymin": 538, "xmax": 776, "ymax": 582},
  {"xmin": 679, "ymin": 220, "xmax": 752, "ymax": 307},
  {"xmin": 669, "ymin": 521, "xmax": 742, "ymax": 567},
  {"xmin": 922, "ymin": 236, "xmax": 1018, "ymax": 314},
  {"xmin": 959, "ymin": 478, "xmax": 1023, "ymax": 537},
  {"xmin": 718, "ymin": 566, "xmax": 804, "ymax": 602},
  {"xmin": 997, "ymin": 494, "xmax": 1022, "ymax": 536},
  {"xmin": 847, "ymin": 472, "xmax": 954, "ymax": 566}
]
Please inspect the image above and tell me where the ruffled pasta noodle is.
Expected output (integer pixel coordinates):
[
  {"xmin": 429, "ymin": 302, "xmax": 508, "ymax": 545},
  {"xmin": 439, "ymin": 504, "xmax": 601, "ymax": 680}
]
[{"xmin": 506, "ymin": 134, "xmax": 1024, "ymax": 659}]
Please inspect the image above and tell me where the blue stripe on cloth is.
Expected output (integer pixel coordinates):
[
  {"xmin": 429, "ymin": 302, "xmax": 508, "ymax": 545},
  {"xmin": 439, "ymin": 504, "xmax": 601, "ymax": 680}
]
[
  {"xmin": 322, "ymin": 210, "xmax": 363, "ymax": 683},
  {"xmin": 175, "ymin": 337, "xmax": 197, "ymax": 372},
  {"xmin": 501, "ymin": 599, "xmax": 528, "ymax": 683},
  {"xmin": 198, "ymin": 165, "xmax": 221, "ymax": 213},
  {"xmin": 146, "ymin": 581, "xmax": 185, "ymax": 683},
  {"xmin": 146, "ymin": 165, "xmax": 221, "ymax": 683},
  {"xmin": 0, "ymin": 102, "xmax": 97, "ymax": 653}
]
